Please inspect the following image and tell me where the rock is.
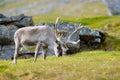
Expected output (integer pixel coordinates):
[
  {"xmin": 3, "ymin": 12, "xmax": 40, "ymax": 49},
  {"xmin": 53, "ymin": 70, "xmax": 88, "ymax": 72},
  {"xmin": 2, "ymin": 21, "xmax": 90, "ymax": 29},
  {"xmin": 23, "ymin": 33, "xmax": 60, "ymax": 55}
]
[
  {"xmin": 0, "ymin": 14, "xmax": 35, "ymax": 60},
  {"xmin": 8, "ymin": 25, "xmax": 18, "ymax": 41},
  {"xmin": 0, "ymin": 25, "xmax": 18, "ymax": 46},
  {"xmin": 0, "ymin": 14, "xmax": 6, "ymax": 18},
  {"xmin": 0, "ymin": 14, "xmax": 34, "ymax": 27},
  {"xmin": 94, "ymin": 30, "xmax": 106, "ymax": 43},
  {"xmin": 0, "ymin": 45, "xmax": 14, "ymax": 60},
  {"xmin": 0, "ymin": 17, "xmax": 12, "ymax": 24},
  {"xmin": 79, "ymin": 27, "xmax": 105, "ymax": 49},
  {"xmin": 103, "ymin": 0, "xmax": 120, "ymax": 15},
  {"xmin": 10, "ymin": 14, "xmax": 24, "ymax": 21},
  {"xmin": 0, "ymin": 25, "xmax": 9, "ymax": 38},
  {"xmin": 0, "ymin": 14, "xmax": 25, "ymax": 24},
  {"xmin": 58, "ymin": 22, "xmax": 75, "ymax": 31},
  {"xmin": 79, "ymin": 27, "xmax": 92, "ymax": 36},
  {"xmin": 79, "ymin": 27, "xmax": 101, "ymax": 41},
  {"xmin": 0, "ymin": 25, "xmax": 11, "ymax": 45},
  {"xmin": 13, "ymin": 16, "xmax": 34, "ymax": 28}
]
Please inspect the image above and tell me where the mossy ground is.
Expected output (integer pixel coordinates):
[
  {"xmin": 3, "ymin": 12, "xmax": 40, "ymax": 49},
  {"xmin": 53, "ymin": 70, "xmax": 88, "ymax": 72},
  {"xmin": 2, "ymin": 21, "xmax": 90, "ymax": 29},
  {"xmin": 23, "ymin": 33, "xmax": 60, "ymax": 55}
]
[{"xmin": 0, "ymin": 51, "xmax": 120, "ymax": 80}]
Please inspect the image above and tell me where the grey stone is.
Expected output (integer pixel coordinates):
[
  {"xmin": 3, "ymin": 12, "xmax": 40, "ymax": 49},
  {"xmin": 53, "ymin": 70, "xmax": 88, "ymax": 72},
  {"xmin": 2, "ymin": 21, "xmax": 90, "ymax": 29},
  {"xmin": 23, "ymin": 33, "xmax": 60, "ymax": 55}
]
[
  {"xmin": 0, "ymin": 25, "xmax": 18, "ymax": 45},
  {"xmin": 10, "ymin": 14, "xmax": 25, "ymax": 21},
  {"xmin": 0, "ymin": 14, "xmax": 6, "ymax": 18},
  {"xmin": 0, "ymin": 25, "xmax": 9, "ymax": 39},
  {"xmin": 103, "ymin": 0, "xmax": 120, "ymax": 15},
  {"xmin": 13, "ymin": 16, "xmax": 34, "ymax": 28},
  {"xmin": 79, "ymin": 27, "xmax": 92, "ymax": 36},
  {"xmin": 0, "ymin": 14, "xmax": 34, "ymax": 28},
  {"xmin": 0, "ymin": 14, "xmax": 35, "ymax": 60},
  {"xmin": 0, "ymin": 14, "xmax": 25, "ymax": 24},
  {"xmin": 0, "ymin": 18, "xmax": 12, "ymax": 24},
  {"xmin": 0, "ymin": 25, "xmax": 11, "ymax": 45},
  {"xmin": 0, "ymin": 45, "xmax": 14, "ymax": 60},
  {"xmin": 8, "ymin": 25, "xmax": 18, "ymax": 41}
]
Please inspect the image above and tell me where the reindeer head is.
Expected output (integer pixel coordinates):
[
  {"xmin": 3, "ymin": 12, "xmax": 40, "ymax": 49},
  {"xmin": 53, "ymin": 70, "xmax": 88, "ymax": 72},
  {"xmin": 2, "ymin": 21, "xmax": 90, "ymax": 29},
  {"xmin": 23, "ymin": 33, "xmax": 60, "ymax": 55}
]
[
  {"xmin": 54, "ymin": 17, "xmax": 68, "ymax": 56},
  {"xmin": 54, "ymin": 17, "xmax": 83, "ymax": 55}
]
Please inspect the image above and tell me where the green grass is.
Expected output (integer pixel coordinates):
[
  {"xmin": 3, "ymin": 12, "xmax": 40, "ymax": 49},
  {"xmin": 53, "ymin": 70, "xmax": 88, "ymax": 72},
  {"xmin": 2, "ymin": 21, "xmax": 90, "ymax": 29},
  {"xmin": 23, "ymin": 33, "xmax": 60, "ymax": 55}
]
[
  {"xmin": 33, "ymin": 15, "xmax": 120, "ymax": 29},
  {"xmin": 0, "ymin": 51, "xmax": 120, "ymax": 80}
]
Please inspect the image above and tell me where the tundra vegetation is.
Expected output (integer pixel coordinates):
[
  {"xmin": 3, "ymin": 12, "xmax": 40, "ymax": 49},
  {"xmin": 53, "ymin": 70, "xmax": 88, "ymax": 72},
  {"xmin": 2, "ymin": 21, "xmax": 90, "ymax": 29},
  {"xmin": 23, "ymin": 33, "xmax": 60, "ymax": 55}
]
[{"xmin": 0, "ymin": 15, "xmax": 120, "ymax": 80}]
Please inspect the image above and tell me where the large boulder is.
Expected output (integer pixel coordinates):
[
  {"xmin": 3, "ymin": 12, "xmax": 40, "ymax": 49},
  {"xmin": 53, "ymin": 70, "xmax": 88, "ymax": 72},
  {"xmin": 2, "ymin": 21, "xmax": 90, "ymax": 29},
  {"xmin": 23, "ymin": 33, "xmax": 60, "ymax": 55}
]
[
  {"xmin": 79, "ymin": 27, "xmax": 106, "ymax": 49},
  {"xmin": 0, "ymin": 14, "xmax": 34, "ymax": 27},
  {"xmin": 13, "ymin": 16, "xmax": 34, "ymax": 28},
  {"xmin": 0, "ymin": 14, "xmax": 24, "ymax": 24},
  {"xmin": 0, "ymin": 14, "xmax": 35, "ymax": 60}
]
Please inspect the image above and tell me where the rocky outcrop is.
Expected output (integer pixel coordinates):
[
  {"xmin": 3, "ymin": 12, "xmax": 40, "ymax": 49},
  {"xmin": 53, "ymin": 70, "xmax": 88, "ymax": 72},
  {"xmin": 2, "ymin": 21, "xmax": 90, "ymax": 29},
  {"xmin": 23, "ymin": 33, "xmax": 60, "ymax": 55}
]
[
  {"xmin": 38, "ymin": 22, "xmax": 106, "ymax": 55},
  {"xmin": 0, "ymin": 15, "xmax": 106, "ymax": 60},
  {"xmin": 0, "ymin": 14, "xmax": 34, "ymax": 60},
  {"xmin": 103, "ymin": 0, "xmax": 120, "ymax": 15}
]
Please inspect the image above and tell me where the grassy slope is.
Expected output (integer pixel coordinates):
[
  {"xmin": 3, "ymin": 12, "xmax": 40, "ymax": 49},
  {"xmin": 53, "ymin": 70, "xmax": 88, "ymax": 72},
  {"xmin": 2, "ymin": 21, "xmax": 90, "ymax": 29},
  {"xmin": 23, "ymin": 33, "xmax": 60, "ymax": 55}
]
[
  {"xmin": 0, "ymin": 51, "xmax": 120, "ymax": 80},
  {"xmin": 0, "ymin": 15, "xmax": 120, "ymax": 80}
]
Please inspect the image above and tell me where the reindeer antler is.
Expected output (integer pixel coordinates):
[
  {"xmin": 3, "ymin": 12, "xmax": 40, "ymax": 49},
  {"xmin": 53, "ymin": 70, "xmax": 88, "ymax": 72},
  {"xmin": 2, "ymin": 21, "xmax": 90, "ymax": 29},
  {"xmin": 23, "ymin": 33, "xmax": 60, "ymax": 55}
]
[
  {"xmin": 54, "ymin": 17, "xmax": 60, "ymax": 37},
  {"xmin": 67, "ymin": 26, "xmax": 83, "ymax": 43}
]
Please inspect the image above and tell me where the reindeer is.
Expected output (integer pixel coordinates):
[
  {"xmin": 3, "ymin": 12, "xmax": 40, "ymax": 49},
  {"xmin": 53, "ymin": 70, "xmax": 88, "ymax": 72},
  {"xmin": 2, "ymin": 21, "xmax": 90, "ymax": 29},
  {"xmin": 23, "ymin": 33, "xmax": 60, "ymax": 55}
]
[
  {"xmin": 13, "ymin": 17, "xmax": 82, "ymax": 65},
  {"xmin": 13, "ymin": 17, "xmax": 67, "ymax": 64}
]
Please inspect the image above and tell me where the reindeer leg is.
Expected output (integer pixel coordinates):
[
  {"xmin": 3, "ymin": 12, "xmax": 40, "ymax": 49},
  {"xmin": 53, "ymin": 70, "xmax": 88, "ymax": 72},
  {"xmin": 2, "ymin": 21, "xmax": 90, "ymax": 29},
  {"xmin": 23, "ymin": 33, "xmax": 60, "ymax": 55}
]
[
  {"xmin": 43, "ymin": 49, "xmax": 48, "ymax": 61},
  {"xmin": 41, "ymin": 43, "xmax": 48, "ymax": 61},
  {"xmin": 13, "ymin": 40, "xmax": 20, "ymax": 65},
  {"xmin": 34, "ymin": 42, "xmax": 41, "ymax": 63}
]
